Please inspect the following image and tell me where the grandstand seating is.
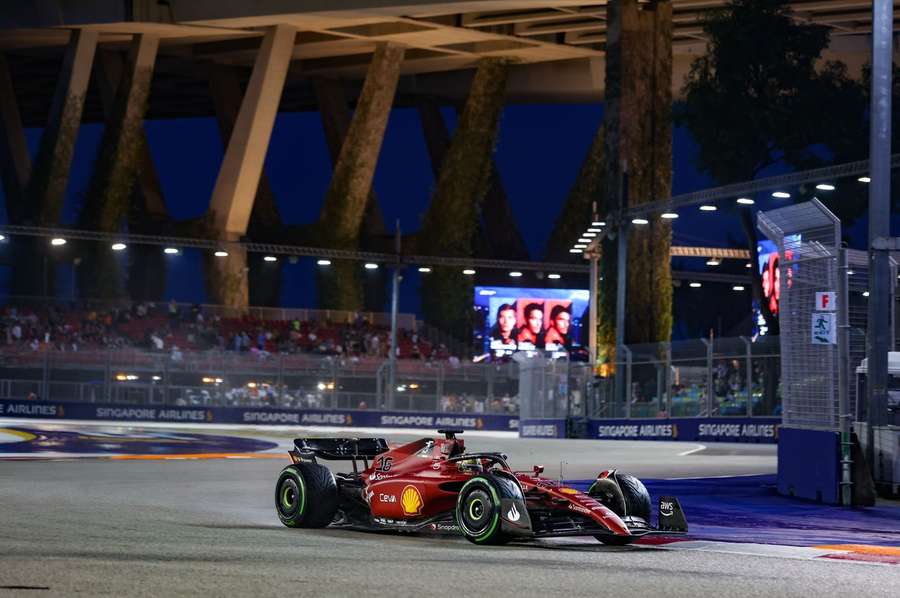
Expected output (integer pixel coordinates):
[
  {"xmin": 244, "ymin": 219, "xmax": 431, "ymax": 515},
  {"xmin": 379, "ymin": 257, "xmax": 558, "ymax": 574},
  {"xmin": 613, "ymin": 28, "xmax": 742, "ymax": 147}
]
[{"xmin": 0, "ymin": 302, "xmax": 444, "ymax": 360}]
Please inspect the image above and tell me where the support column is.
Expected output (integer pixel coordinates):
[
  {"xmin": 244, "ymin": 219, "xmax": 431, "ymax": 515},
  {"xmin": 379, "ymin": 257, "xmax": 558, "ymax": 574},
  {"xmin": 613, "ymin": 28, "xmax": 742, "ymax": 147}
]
[
  {"xmin": 206, "ymin": 24, "xmax": 295, "ymax": 307},
  {"xmin": 317, "ymin": 43, "xmax": 405, "ymax": 311},
  {"xmin": 313, "ymin": 76, "xmax": 389, "ymax": 312},
  {"xmin": 94, "ymin": 49, "xmax": 167, "ymax": 221},
  {"xmin": 208, "ymin": 25, "xmax": 294, "ymax": 237},
  {"xmin": 79, "ymin": 33, "xmax": 158, "ymax": 301},
  {"xmin": 419, "ymin": 58, "xmax": 510, "ymax": 342},
  {"xmin": 82, "ymin": 33, "xmax": 159, "ymax": 232},
  {"xmin": 208, "ymin": 63, "xmax": 281, "ymax": 235},
  {"xmin": 29, "ymin": 28, "xmax": 98, "ymax": 225},
  {"xmin": 418, "ymin": 98, "xmax": 528, "ymax": 260},
  {"xmin": 0, "ymin": 52, "xmax": 31, "ymax": 223},
  {"xmin": 313, "ymin": 76, "xmax": 385, "ymax": 239},
  {"xmin": 601, "ymin": 0, "xmax": 673, "ymax": 353},
  {"xmin": 94, "ymin": 48, "xmax": 168, "ymax": 302},
  {"xmin": 209, "ymin": 63, "xmax": 283, "ymax": 307}
]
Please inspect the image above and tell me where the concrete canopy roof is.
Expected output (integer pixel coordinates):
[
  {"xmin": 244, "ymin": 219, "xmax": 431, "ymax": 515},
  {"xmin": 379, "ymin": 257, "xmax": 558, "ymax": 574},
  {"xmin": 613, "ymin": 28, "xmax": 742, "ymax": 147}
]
[{"xmin": 0, "ymin": 0, "xmax": 889, "ymax": 125}]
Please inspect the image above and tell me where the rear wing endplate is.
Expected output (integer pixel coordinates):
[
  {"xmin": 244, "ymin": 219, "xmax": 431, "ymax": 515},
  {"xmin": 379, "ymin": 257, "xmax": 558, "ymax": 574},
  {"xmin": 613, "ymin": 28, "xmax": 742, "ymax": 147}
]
[{"xmin": 292, "ymin": 437, "xmax": 389, "ymax": 462}]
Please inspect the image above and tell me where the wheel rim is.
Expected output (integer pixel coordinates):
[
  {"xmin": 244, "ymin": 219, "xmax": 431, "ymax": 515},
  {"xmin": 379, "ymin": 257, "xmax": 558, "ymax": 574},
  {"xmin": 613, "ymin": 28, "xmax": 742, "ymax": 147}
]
[
  {"xmin": 278, "ymin": 477, "xmax": 301, "ymax": 517},
  {"xmin": 461, "ymin": 489, "xmax": 492, "ymax": 535},
  {"xmin": 281, "ymin": 485, "xmax": 295, "ymax": 509}
]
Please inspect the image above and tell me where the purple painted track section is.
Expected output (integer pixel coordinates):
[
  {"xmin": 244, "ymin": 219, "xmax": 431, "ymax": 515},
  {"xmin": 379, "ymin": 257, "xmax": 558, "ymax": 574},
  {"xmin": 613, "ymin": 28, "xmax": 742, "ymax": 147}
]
[
  {"xmin": 570, "ymin": 475, "xmax": 900, "ymax": 547},
  {"xmin": 0, "ymin": 426, "xmax": 278, "ymax": 455}
]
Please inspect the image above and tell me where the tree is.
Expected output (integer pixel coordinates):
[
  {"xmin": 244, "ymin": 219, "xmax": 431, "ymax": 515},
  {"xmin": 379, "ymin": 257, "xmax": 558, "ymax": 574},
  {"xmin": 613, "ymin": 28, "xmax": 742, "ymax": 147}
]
[{"xmin": 679, "ymin": 0, "xmax": 867, "ymax": 335}]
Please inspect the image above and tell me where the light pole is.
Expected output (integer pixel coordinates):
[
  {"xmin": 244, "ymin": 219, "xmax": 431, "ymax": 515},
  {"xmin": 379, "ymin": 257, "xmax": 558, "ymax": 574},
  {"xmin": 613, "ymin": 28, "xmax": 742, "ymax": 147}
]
[
  {"xmin": 865, "ymin": 0, "xmax": 893, "ymax": 464},
  {"xmin": 584, "ymin": 239, "xmax": 600, "ymax": 367},
  {"xmin": 387, "ymin": 221, "xmax": 401, "ymax": 410}
]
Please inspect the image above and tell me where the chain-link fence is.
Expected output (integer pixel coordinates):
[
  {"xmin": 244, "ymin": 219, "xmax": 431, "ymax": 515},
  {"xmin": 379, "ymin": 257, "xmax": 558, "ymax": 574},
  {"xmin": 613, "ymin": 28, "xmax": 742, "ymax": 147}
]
[
  {"xmin": 846, "ymin": 249, "xmax": 897, "ymax": 420},
  {"xmin": 758, "ymin": 199, "xmax": 842, "ymax": 431},
  {"xmin": 585, "ymin": 335, "xmax": 782, "ymax": 419},
  {"xmin": 2, "ymin": 341, "xmax": 780, "ymax": 422},
  {"xmin": 0, "ymin": 349, "xmax": 522, "ymax": 415}
]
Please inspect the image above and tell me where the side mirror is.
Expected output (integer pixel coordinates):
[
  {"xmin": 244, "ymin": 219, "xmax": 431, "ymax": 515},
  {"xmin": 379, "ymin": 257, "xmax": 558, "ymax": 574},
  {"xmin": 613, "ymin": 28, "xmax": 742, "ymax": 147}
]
[{"xmin": 533, "ymin": 465, "xmax": 544, "ymax": 475}]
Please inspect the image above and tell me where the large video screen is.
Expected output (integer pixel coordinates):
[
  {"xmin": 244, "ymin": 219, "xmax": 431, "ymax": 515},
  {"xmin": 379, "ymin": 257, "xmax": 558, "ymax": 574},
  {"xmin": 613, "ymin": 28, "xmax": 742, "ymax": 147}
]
[
  {"xmin": 474, "ymin": 286, "xmax": 590, "ymax": 356},
  {"xmin": 754, "ymin": 235, "xmax": 797, "ymax": 337}
]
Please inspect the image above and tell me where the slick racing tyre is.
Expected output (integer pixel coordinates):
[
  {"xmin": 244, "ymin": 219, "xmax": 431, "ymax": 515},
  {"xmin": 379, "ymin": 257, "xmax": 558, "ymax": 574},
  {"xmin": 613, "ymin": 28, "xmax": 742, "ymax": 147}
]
[
  {"xmin": 275, "ymin": 463, "xmax": 338, "ymax": 528},
  {"xmin": 588, "ymin": 471, "xmax": 651, "ymax": 522},
  {"xmin": 455, "ymin": 476, "xmax": 511, "ymax": 545},
  {"xmin": 589, "ymin": 471, "xmax": 650, "ymax": 546}
]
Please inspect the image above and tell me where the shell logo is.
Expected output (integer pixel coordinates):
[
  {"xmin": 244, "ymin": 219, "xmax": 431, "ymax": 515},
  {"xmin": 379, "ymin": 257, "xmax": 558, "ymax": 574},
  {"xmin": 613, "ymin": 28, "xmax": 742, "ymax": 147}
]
[{"xmin": 400, "ymin": 485, "xmax": 423, "ymax": 516}]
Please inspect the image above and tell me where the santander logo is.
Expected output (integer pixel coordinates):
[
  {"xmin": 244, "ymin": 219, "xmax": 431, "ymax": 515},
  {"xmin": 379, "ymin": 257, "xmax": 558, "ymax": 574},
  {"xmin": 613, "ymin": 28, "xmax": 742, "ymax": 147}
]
[{"xmin": 506, "ymin": 503, "xmax": 520, "ymax": 522}]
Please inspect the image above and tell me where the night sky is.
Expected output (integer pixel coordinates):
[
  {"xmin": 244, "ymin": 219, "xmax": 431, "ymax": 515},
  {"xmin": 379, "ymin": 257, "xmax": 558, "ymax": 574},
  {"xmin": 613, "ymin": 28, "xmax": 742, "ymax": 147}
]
[{"xmin": 1, "ymin": 101, "xmax": 895, "ymax": 338}]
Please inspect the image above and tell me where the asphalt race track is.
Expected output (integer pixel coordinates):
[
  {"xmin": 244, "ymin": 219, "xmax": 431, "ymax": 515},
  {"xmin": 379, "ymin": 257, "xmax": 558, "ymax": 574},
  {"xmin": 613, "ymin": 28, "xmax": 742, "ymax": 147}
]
[{"xmin": 2, "ymin": 425, "xmax": 900, "ymax": 597}]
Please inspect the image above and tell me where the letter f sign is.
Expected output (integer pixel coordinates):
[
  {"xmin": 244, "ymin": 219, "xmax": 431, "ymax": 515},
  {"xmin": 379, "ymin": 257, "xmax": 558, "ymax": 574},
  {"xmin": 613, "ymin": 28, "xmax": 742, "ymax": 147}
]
[{"xmin": 816, "ymin": 292, "xmax": 835, "ymax": 311}]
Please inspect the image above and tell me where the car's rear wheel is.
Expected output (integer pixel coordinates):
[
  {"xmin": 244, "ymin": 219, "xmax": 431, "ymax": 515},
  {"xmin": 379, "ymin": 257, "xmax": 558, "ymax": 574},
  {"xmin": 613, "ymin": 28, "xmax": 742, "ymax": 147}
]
[
  {"xmin": 275, "ymin": 463, "xmax": 338, "ymax": 528},
  {"xmin": 455, "ymin": 476, "xmax": 511, "ymax": 545}
]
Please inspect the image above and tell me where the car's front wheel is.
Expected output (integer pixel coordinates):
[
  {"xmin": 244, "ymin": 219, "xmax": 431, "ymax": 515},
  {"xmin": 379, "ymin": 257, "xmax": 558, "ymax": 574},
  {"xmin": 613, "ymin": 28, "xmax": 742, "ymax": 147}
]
[
  {"xmin": 275, "ymin": 463, "xmax": 338, "ymax": 528},
  {"xmin": 455, "ymin": 476, "xmax": 511, "ymax": 545}
]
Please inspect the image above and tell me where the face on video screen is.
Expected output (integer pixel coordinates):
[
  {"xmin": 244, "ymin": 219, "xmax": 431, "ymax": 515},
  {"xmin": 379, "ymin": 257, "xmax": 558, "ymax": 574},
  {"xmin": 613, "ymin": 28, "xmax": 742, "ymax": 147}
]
[
  {"xmin": 495, "ymin": 305, "xmax": 516, "ymax": 338},
  {"xmin": 524, "ymin": 305, "xmax": 543, "ymax": 334},
  {"xmin": 552, "ymin": 309, "xmax": 570, "ymax": 335},
  {"xmin": 474, "ymin": 287, "xmax": 588, "ymax": 355}
]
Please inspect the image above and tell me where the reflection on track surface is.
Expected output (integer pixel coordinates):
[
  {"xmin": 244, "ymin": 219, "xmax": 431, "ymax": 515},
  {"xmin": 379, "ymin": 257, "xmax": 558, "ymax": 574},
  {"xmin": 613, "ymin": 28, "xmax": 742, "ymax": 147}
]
[{"xmin": 0, "ymin": 425, "xmax": 277, "ymax": 455}]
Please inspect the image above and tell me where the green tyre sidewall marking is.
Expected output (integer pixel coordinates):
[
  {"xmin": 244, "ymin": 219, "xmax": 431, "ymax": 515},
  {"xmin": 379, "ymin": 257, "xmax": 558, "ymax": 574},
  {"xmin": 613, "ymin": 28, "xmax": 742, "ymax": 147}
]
[
  {"xmin": 458, "ymin": 477, "xmax": 500, "ymax": 543},
  {"xmin": 277, "ymin": 466, "xmax": 306, "ymax": 525}
]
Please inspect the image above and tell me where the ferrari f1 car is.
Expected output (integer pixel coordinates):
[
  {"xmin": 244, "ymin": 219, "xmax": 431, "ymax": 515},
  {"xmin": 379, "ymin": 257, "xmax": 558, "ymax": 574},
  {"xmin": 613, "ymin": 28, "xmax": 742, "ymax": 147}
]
[{"xmin": 274, "ymin": 429, "xmax": 687, "ymax": 545}]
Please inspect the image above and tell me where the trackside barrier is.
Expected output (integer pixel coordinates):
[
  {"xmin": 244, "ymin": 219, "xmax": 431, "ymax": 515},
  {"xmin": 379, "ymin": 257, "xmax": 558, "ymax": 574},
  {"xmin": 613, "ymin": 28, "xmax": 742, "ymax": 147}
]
[
  {"xmin": 0, "ymin": 399, "xmax": 519, "ymax": 432},
  {"xmin": 519, "ymin": 418, "xmax": 567, "ymax": 438},
  {"xmin": 0, "ymin": 398, "xmax": 782, "ymax": 443},
  {"xmin": 777, "ymin": 428, "xmax": 839, "ymax": 502},
  {"xmin": 587, "ymin": 417, "xmax": 781, "ymax": 443}
]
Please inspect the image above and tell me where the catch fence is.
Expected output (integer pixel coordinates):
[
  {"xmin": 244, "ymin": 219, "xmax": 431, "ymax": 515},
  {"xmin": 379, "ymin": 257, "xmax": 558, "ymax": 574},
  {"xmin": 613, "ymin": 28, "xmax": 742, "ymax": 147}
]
[{"xmin": 0, "ymin": 340, "xmax": 783, "ymax": 420}]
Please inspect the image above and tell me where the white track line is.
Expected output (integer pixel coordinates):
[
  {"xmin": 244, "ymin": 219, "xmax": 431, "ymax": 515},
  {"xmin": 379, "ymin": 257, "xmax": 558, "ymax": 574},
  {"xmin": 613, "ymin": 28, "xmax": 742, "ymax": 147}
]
[
  {"xmin": 653, "ymin": 541, "xmax": 848, "ymax": 560},
  {"xmin": 678, "ymin": 444, "xmax": 706, "ymax": 456},
  {"xmin": 663, "ymin": 472, "xmax": 773, "ymax": 480}
]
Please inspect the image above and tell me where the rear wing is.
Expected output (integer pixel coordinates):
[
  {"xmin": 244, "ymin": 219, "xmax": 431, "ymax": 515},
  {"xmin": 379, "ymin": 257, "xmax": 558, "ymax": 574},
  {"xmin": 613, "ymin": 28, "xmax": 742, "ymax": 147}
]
[{"xmin": 291, "ymin": 437, "xmax": 389, "ymax": 469}]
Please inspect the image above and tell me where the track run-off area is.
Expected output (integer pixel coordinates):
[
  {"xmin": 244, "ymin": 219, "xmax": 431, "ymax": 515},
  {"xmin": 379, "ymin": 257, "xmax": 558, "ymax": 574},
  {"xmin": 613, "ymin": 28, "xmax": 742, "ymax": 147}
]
[{"xmin": 1, "ymin": 421, "xmax": 900, "ymax": 597}]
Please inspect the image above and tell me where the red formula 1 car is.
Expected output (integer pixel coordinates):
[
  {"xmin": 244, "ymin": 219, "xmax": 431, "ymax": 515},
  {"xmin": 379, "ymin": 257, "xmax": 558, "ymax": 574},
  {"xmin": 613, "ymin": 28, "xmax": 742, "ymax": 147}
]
[{"xmin": 274, "ymin": 429, "xmax": 687, "ymax": 545}]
